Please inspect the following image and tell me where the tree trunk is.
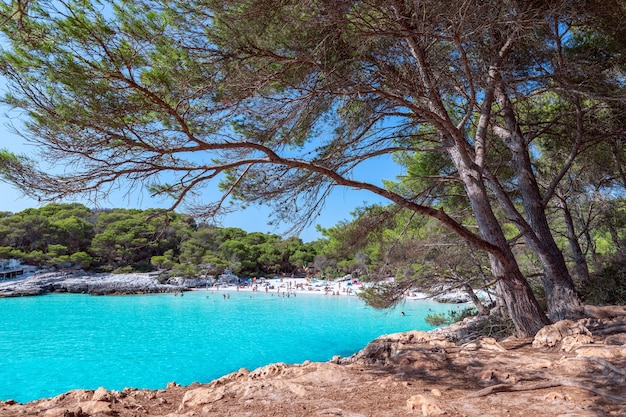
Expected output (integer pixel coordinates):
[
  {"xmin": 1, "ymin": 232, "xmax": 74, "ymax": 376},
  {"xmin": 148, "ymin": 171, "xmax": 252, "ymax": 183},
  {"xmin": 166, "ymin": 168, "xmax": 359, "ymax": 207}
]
[
  {"xmin": 509, "ymin": 146, "xmax": 584, "ymax": 321},
  {"xmin": 605, "ymin": 221, "xmax": 622, "ymax": 253},
  {"xmin": 448, "ymin": 147, "xmax": 550, "ymax": 337},
  {"xmin": 494, "ymin": 85, "xmax": 584, "ymax": 321},
  {"xmin": 463, "ymin": 283, "xmax": 490, "ymax": 316},
  {"xmin": 557, "ymin": 196, "xmax": 591, "ymax": 285},
  {"xmin": 404, "ymin": 34, "xmax": 548, "ymax": 336}
]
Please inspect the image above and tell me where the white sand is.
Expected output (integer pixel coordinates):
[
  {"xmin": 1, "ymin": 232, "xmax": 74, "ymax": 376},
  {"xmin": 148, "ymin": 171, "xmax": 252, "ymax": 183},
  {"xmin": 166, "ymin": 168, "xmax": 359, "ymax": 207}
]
[{"xmin": 194, "ymin": 277, "xmax": 365, "ymax": 297}]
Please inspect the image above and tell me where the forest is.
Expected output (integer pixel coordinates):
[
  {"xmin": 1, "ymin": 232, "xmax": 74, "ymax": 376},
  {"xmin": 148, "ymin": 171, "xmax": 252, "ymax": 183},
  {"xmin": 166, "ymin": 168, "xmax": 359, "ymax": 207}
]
[
  {"xmin": 1, "ymin": 198, "xmax": 625, "ymax": 312},
  {"xmin": 0, "ymin": 203, "xmax": 320, "ymax": 278}
]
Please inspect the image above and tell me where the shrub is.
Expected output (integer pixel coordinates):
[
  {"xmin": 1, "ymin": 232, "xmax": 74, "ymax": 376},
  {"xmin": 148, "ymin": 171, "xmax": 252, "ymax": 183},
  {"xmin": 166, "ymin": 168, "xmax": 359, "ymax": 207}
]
[
  {"xmin": 424, "ymin": 306, "xmax": 476, "ymax": 327},
  {"xmin": 581, "ymin": 257, "xmax": 626, "ymax": 305}
]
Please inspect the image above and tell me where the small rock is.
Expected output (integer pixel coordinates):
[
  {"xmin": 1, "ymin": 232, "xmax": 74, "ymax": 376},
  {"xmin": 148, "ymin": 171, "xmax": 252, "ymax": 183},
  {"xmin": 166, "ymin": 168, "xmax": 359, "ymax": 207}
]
[
  {"xmin": 318, "ymin": 408, "xmax": 343, "ymax": 415},
  {"xmin": 430, "ymin": 388, "xmax": 442, "ymax": 397},
  {"xmin": 605, "ymin": 334, "xmax": 626, "ymax": 345},
  {"xmin": 576, "ymin": 346, "xmax": 626, "ymax": 359},
  {"xmin": 178, "ymin": 387, "xmax": 225, "ymax": 412},
  {"xmin": 92, "ymin": 387, "xmax": 110, "ymax": 402},
  {"xmin": 560, "ymin": 334, "xmax": 593, "ymax": 352},
  {"xmin": 78, "ymin": 400, "xmax": 112, "ymax": 415},
  {"xmin": 533, "ymin": 320, "xmax": 592, "ymax": 348},
  {"xmin": 406, "ymin": 394, "xmax": 444, "ymax": 415},
  {"xmin": 544, "ymin": 392, "xmax": 569, "ymax": 401}
]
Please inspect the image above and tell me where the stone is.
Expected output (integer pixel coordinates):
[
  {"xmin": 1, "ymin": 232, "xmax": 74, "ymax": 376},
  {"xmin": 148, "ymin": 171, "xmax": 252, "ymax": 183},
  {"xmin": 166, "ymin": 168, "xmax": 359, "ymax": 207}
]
[
  {"xmin": 544, "ymin": 392, "xmax": 569, "ymax": 401},
  {"xmin": 575, "ymin": 346, "xmax": 626, "ymax": 359},
  {"xmin": 43, "ymin": 407, "xmax": 82, "ymax": 417},
  {"xmin": 605, "ymin": 333, "xmax": 626, "ymax": 345},
  {"xmin": 406, "ymin": 394, "xmax": 444, "ymax": 415},
  {"xmin": 92, "ymin": 387, "xmax": 110, "ymax": 402},
  {"xmin": 318, "ymin": 408, "xmax": 344, "ymax": 415},
  {"xmin": 533, "ymin": 320, "xmax": 592, "ymax": 348},
  {"xmin": 178, "ymin": 387, "xmax": 225, "ymax": 412},
  {"xmin": 560, "ymin": 334, "xmax": 594, "ymax": 352},
  {"xmin": 78, "ymin": 400, "xmax": 113, "ymax": 415},
  {"xmin": 462, "ymin": 337, "xmax": 506, "ymax": 352}
]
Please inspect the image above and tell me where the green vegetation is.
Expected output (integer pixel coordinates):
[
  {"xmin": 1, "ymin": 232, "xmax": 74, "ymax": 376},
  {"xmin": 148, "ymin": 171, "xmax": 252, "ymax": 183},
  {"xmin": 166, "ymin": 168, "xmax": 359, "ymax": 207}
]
[
  {"xmin": 424, "ymin": 307, "xmax": 477, "ymax": 327},
  {"xmin": 0, "ymin": 203, "xmax": 318, "ymax": 278},
  {"xmin": 2, "ymin": 198, "xmax": 625, "ymax": 311},
  {"xmin": 1, "ymin": 0, "xmax": 626, "ymax": 336}
]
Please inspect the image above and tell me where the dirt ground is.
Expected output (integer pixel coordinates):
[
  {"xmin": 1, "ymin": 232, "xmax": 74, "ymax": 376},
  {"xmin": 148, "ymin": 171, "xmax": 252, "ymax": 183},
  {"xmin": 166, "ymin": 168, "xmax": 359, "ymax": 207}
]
[{"xmin": 1, "ymin": 317, "xmax": 625, "ymax": 417}]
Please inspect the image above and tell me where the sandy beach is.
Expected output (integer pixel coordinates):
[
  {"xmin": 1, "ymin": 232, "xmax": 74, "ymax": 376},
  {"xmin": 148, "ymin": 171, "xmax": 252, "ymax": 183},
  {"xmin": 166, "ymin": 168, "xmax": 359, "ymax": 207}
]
[
  {"xmin": 199, "ymin": 276, "xmax": 374, "ymax": 298},
  {"xmin": 0, "ymin": 269, "xmax": 450, "ymax": 301}
]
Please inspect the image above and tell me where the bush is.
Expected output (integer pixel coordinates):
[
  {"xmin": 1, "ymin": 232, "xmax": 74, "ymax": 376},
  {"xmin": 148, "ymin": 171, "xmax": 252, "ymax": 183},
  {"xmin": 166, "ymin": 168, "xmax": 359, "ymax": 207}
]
[
  {"xmin": 424, "ymin": 306, "xmax": 476, "ymax": 327},
  {"xmin": 581, "ymin": 257, "xmax": 626, "ymax": 305}
]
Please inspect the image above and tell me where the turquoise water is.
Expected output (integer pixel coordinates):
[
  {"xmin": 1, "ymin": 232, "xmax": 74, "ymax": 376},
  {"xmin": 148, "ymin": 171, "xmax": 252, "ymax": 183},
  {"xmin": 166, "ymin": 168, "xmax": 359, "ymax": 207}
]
[{"xmin": 0, "ymin": 290, "xmax": 458, "ymax": 403}]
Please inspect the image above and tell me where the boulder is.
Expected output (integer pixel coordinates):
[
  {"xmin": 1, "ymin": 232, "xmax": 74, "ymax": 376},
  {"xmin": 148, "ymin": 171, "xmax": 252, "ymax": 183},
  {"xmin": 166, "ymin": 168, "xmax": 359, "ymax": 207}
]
[
  {"xmin": 178, "ymin": 387, "xmax": 225, "ymax": 412},
  {"xmin": 406, "ymin": 394, "xmax": 445, "ymax": 415},
  {"xmin": 532, "ymin": 320, "xmax": 592, "ymax": 349}
]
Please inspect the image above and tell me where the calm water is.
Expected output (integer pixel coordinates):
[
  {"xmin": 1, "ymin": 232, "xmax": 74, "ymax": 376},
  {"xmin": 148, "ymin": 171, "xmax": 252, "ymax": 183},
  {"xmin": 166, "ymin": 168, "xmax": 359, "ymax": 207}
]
[{"xmin": 0, "ymin": 290, "xmax": 458, "ymax": 403}]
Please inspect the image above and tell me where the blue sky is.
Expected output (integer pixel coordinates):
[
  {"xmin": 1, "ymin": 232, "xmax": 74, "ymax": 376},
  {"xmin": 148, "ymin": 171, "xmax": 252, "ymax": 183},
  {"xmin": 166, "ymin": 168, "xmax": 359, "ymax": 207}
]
[
  {"xmin": 0, "ymin": 114, "xmax": 402, "ymax": 242},
  {"xmin": 0, "ymin": 8, "xmax": 405, "ymax": 243}
]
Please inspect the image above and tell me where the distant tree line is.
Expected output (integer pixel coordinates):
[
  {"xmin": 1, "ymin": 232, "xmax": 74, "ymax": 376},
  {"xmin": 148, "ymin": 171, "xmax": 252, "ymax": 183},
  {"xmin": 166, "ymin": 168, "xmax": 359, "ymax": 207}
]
[
  {"xmin": 0, "ymin": 203, "xmax": 320, "ymax": 278},
  {"xmin": 1, "ymin": 199, "xmax": 624, "ymax": 308}
]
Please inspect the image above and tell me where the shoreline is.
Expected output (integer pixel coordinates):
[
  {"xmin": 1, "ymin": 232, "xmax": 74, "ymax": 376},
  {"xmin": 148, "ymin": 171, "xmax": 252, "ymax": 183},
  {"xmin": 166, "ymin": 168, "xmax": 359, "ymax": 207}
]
[
  {"xmin": 0, "ymin": 271, "xmax": 186, "ymax": 298},
  {"xmin": 0, "ymin": 271, "xmax": 438, "ymax": 301}
]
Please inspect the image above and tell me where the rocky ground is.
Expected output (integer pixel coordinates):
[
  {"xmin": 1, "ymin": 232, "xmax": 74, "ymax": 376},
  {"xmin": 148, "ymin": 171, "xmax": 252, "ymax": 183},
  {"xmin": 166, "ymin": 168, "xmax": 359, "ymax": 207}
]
[
  {"xmin": 0, "ymin": 271, "xmax": 191, "ymax": 297},
  {"xmin": 1, "ymin": 316, "xmax": 624, "ymax": 417}
]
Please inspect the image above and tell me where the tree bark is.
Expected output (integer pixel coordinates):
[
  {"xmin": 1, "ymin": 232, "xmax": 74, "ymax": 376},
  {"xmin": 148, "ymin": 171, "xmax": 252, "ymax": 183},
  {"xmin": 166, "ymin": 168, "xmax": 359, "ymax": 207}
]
[
  {"xmin": 494, "ymin": 84, "xmax": 584, "ymax": 321},
  {"xmin": 462, "ymin": 283, "xmax": 490, "ymax": 316},
  {"xmin": 447, "ymin": 146, "xmax": 550, "ymax": 337},
  {"xmin": 401, "ymin": 26, "xmax": 548, "ymax": 336},
  {"xmin": 556, "ymin": 196, "xmax": 591, "ymax": 285},
  {"xmin": 510, "ymin": 144, "xmax": 584, "ymax": 321}
]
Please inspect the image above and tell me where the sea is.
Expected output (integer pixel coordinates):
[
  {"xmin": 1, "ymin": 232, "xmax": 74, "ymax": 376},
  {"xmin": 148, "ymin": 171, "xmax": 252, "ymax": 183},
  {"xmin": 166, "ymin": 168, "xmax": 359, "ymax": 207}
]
[{"xmin": 0, "ymin": 289, "xmax": 460, "ymax": 403}]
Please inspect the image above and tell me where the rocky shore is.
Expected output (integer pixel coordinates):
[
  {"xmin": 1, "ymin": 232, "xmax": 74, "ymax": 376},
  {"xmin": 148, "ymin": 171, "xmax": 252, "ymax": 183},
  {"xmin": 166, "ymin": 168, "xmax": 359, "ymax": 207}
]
[
  {"xmin": 0, "ymin": 271, "xmax": 192, "ymax": 297},
  {"xmin": 2, "ymin": 272, "xmax": 625, "ymax": 416},
  {"xmin": 0, "ymin": 317, "xmax": 624, "ymax": 417}
]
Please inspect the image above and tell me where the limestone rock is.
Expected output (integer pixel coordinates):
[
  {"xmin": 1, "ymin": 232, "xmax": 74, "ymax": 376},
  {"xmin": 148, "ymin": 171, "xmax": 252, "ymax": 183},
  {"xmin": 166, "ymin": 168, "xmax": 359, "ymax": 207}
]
[
  {"xmin": 292, "ymin": 363, "xmax": 352, "ymax": 385},
  {"xmin": 247, "ymin": 362, "xmax": 288, "ymax": 379},
  {"xmin": 532, "ymin": 320, "xmax": 592, "ymax": 349},
  {"xmin": 0, "ymin": 272, "xmax": 187, "ymax": 297},
  {"xmin": 43, "ymin": 407, "xmax": 83, "ymax": 417},
  {"xmin": 91, "ymin": 387, "xmax": 110, "ymax": 402},
  {"xmin": 605, "ymin": 333, "xmax": 626, "ymax": 345},
  {"xmin": 406, "ymin": 394, "xmax": 444, "ymax": 415},
  {"xmin": 178, "ymin": 387, "xmax": 225, "ymax": 412},
  {"xmin": 575, "ymin": 345, "xmax": 626, "ymax": 358},
  {"xmin": 316, "ymin": 408, "xmax": 366, "ymax": 417},
  {"xmin": 462, "ymin": 337, "xmax": 506, "ymax": 352},
  {"xmin": 430, "ymin": 388, "xmax": 442, "ymax": 397},
  {"xmin": 77, "ymin": 400, "xmax": 112, "ymax": 415},
  {"xmin": 560, "ymin": 334, "xmax": 594, "ymax": 352}
]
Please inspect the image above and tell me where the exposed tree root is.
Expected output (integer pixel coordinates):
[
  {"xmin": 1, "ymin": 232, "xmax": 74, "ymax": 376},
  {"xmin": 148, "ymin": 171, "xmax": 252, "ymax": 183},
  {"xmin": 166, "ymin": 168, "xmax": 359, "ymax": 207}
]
[
  {"xmin": 592, "ymin": 325, "xmax": 626, "ymax": 335},
  {"xmin": 466, "ymin": 380, "xmax": 626, "ymax": 402},
  {"xmin": 565, "ymin": 356, "xmax": 626, "ymax": 377},
  {"xmin": 466, "ymin": 381, "xmax": 561, "ymax": 398},
  {"xmin": 584, "ymin": 305, "xmax": 626, "ymax": 319}
]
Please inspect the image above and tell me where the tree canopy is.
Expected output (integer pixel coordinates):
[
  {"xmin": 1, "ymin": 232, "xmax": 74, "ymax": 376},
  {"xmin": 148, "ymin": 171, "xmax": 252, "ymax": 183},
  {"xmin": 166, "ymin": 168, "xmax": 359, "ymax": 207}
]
[
  {"xmin": 1, "ymin": 0, "xmax": 625, "ymax": 336},
  {"xmin": 0, "ymin": 203, "xmax": 319, "ymax": 276}
]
